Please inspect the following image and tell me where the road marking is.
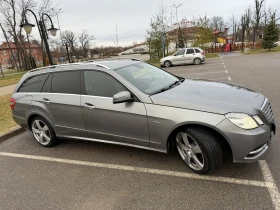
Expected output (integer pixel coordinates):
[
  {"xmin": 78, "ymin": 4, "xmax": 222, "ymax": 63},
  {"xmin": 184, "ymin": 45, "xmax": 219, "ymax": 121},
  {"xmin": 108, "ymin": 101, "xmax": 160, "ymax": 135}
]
[
  {"xmin": 259, "ymin": 160, "xmax": 280, "ymax": 210},
  {"xmin": 0, "ymin": 152, "xmax": 272, "ymax": 188},
  {"xmin": 228, "ymin": 76, "xmax": 232, "ymax": 81},
  {"xmin": 176, "ymin": 71, "xmax": 226, "ymax": 76},
  {"xmin": 225, "ymin": 70, "xmax": 228, "ymax": 73}
]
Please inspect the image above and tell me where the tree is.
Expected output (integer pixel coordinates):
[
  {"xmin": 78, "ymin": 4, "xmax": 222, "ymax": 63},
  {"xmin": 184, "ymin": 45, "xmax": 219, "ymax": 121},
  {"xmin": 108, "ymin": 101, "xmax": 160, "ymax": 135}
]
[
  {"xmin": 253, "ymin": 0, "xmax": 265, "ymax": 47},
  {"xmin": 193, "ymin": 15, "xmax": 212, "ymax": 47},
  {"xmin": 177, "ymin": 27, "xmax": 184, "ymax": 48},
  {"xmin": 62, "ymin": 30, "xmax": 77, "ymax": 54},
  {"xmin": 78, "ymin": 29, "xmax": 95, "ymax": 58},
  {"xmin": 262, "ymin": 14, "xmax": 279, "ymax": 51},
  {"xmin": 240, "ymin": 8, "xmax": 251, "ymax": 52},
  {"xmin": 210, "ymin": 16, "xmax": 225, "ymax": 31}
]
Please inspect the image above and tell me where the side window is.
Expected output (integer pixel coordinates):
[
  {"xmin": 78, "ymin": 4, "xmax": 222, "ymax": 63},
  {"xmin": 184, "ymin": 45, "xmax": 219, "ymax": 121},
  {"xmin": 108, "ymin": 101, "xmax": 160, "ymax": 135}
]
[
  {"xmin": 175, "ymin": 50, "xmax": 185, "ymax": 56},
  {"xmin": 186, "ymin": 49, "xmax": 195, "ymax": 54},
  {"xmin": 18, "ymin": 73, "xmax": 49, "ymax": 93},
  {"xmin": 52, "ymin": 71, "xmax": 80, "ymax": 94},
  {"xmin": 41, "ymin": 74, "xmax": 52, "ymax": 92},
  {"xmin": 84, "ymin": 71, "xmax": 127, "ymax": 97},
  {"xmin": 195, "ymin": 48, "xmax": 201, "ymax": 53}
]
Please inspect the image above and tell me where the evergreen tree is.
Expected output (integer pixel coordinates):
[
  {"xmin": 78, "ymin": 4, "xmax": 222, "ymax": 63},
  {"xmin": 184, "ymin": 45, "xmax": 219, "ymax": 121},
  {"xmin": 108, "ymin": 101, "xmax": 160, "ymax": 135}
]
[{"xmin": 262, "ymin": 15, "xmax": 279, "ymax": 51}]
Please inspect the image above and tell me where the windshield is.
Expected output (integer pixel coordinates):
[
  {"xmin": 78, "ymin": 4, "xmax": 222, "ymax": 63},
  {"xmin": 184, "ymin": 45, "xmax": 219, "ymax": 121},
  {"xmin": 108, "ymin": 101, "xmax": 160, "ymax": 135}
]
[{"xmin": 115, "ymin": 63, "xmax": 180, "ymax": 95}]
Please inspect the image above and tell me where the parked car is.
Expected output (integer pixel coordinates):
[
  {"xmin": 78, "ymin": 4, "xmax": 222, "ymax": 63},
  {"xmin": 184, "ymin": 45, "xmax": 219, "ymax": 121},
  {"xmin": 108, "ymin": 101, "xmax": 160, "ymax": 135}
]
[
  {"xmin": 11, "ymin": 59, "xmax": 275, "ymax": 174},
  {"xmin": 160, "ymin": 47, "xmax": 206, "ymax": 68}
]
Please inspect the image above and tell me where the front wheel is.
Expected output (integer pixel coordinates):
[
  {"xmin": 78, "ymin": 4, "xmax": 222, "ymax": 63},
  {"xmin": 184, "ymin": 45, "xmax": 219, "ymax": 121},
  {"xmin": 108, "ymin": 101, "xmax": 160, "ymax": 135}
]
[
  {"xmin": 176, "ymin": 127, "xmax": 223, "ymax": 174},
  {"xmin": 194, "ymin": 58, "xmax": 201, "ymax": 65},
  {"xmin": 164, "ymin": 60, "xmax": 172, "ymax": 68}
]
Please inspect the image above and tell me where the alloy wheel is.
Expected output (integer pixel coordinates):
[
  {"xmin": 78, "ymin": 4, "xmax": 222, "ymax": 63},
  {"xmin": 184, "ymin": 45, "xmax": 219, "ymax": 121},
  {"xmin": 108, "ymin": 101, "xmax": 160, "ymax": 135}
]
[
  {"xmin": 164, "ymin": 61, "xmax": 171, "ymax": 68},
  {"xmin": 32, "ymin": 120, "xmax": 51, "ymax": 146},
  {"xmin": 194, "ymin": 58, "xmax": 201, "ymax": 65},
  {"xmin": 176, "ymin": 132, "xmax": 204, "ymax": 171}
]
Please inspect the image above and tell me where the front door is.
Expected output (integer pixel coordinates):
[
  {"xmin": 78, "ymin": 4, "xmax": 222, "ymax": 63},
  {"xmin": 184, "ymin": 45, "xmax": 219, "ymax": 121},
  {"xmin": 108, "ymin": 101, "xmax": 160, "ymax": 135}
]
[
  {"xmin": 81, "ymin": 70, "xmax": 150, "ymax": 147},
  {"xmin": 172, "ymin": 49, "xmax": 186, "ymax": 65},
  {"xmin": 185, "ymin": 48, "xmax": 196, "ymax": 63}
]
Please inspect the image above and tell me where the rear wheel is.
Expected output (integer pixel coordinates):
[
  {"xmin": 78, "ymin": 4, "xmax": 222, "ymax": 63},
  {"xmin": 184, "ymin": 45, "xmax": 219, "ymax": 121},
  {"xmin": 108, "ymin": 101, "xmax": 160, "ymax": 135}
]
[
  {"xmin": 31, "ymin": 116, "xmax": 58, "ymax": 147},
  {"xmin": 164, "ymin": 60, "xmax": 172, "ymax": 68},
  {"xmin": 194, "ymin": 58, "xmax": 201, "ymax": 65},
  {"xmin": 176, "ymin": 127, "xmax": 223, "ymax": 174}
]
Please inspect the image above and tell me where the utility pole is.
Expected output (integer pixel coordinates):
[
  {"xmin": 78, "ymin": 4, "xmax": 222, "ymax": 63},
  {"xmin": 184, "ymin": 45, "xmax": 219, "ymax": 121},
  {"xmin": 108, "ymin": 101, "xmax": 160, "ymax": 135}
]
[{"xmin": 171, "ymin": 4, "xmax": 183, "ymax": 50}]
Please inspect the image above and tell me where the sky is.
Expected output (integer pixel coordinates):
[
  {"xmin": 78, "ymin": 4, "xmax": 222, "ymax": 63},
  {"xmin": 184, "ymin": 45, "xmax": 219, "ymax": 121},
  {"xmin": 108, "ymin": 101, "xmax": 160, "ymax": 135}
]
[{"xmin": 1, "ymin": 0, "xmax": 280, "ymax": 47}]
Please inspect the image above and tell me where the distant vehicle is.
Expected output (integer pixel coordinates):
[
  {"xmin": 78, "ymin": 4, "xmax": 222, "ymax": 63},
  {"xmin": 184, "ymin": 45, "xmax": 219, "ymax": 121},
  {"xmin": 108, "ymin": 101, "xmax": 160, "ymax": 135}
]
[
  {"xmin": 11, "ymin": 59, "xmax": 275, "ymax": 174},
  {"xmin": 160, "ymin": 47, "xmax": 206, "ymax": 68}
]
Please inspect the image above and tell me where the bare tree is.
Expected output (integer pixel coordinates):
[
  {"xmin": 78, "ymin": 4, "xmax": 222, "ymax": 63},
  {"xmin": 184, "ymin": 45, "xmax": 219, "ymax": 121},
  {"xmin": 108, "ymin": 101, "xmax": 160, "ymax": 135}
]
[
  {"xmin": 210, "ymin": 16, "xmax": 225, "ymax": 31},
  {"xmin": 253, "ymin": 0, "xmax": 265, "ymax": 47},
  {"xmin": 240, "ymin": 8, "xmax": 251, "ymax": 52},
  {"xmin": 62, "ymin": 30, "xmax": 77, "ymax": 54},
  {"xmin": 78, "ymin": 29, "xmax": 95, "ymax": 58}
]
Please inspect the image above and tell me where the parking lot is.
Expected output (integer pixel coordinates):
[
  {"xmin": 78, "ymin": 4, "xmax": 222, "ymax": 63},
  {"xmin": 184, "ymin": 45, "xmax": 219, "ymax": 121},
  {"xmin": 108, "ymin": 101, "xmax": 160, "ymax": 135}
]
[{"xmin": 0, "ymin": 52, "xmax": 280, "ymax": 210}]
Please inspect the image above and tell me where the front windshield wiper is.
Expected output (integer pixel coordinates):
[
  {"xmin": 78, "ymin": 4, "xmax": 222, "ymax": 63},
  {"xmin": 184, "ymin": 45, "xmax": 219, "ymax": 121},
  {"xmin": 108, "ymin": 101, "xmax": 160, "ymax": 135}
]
[{"xmin": 152, "ymin": 79, "xmax": 182, "ymax": 95}]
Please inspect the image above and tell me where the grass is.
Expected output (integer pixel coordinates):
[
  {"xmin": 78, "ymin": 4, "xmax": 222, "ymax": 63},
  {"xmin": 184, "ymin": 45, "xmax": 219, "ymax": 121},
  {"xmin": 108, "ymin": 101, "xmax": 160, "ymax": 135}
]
[
  {"xmin": 146, "ymin": 60, "xmax": 161, "ymax": 67},
  {"xmin": 0, "ymin": 72, "xmax": 25, "ymax": 88},
  {"xmin": 0, "ymin": 94, "xmax": 18, "ymax": 134},
  {"xmin": 205, "ymin": 53, "xmax": 220, "ymax": 58},
  {"xmin": 242, "ymin": 46, "xmax": 280, "ymax": 55}
]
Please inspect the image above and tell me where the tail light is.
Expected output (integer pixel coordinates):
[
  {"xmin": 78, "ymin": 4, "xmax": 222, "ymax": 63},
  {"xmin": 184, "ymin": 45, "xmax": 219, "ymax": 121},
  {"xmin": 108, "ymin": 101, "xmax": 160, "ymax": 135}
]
[
  {"xmin": 10, "ymin": 98, "xmax": 16, "ymax": 110},
  {"xmin": 201, "ymin": 52, "xmax": 205, "ymax": 55}
]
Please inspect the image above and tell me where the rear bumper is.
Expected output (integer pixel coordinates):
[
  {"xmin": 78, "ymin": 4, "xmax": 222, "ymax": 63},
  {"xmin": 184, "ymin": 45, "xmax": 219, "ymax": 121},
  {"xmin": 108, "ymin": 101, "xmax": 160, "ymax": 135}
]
[{"xmin": 217, "ymin": 118, "xmax": 275, "ymax": 163}]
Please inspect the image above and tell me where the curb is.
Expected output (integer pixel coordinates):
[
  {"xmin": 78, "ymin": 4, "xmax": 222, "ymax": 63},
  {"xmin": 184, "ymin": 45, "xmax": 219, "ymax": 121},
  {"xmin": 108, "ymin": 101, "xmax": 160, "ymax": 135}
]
[{"xmin": 0, "ymin": 127, "xmax": 25, "ymax": 143}]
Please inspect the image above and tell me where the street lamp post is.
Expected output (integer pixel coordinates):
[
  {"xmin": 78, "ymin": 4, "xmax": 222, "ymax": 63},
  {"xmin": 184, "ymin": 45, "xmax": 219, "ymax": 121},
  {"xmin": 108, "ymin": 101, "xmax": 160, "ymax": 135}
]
[
  {"xmin": 171, "ymin": 4, "xmax": 183, "ymax": 50},
  {"xmin": 20, "ymin": 9, "xmax": 59, "ymax": 66}
]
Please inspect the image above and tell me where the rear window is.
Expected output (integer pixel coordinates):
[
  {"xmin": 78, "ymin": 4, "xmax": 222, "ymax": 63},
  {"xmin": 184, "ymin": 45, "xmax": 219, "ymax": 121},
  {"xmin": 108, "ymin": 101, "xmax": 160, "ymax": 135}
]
[
  {"xmin": 195, "ymin": 48, "xmax": 201, "ymax": 53},
  {"xmin": 52, "ymin": 71, "xmax": 80, "ymax": 94},
  {"xmin": 18, "ymin": 74, "xmax": 49, "ymax": 93}
]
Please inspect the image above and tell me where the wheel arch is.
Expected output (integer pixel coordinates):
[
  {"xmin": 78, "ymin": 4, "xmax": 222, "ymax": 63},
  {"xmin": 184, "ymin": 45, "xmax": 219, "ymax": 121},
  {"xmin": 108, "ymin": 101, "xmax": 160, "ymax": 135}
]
[
  {"xmin": 167, "ymin": 123, "xmax": 233, "ymax": 161},
  {"xmin": 27, "ymin": 112, "xmax": 53, "ymax": 131}
]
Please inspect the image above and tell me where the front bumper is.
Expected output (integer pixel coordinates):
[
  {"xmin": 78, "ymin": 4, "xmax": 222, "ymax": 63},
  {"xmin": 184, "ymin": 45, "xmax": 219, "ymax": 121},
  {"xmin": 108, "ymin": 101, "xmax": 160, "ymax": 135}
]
[{"xmin": 216, "ymin": 118, "xmax": 275, "ymax": 163}]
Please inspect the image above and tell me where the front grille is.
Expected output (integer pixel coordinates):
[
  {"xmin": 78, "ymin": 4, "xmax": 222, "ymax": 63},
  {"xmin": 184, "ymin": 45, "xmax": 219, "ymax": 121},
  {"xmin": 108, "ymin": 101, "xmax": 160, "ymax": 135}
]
[{"xmin": 261, "ymin": 99, "xmax": 274, "ymax": 121}]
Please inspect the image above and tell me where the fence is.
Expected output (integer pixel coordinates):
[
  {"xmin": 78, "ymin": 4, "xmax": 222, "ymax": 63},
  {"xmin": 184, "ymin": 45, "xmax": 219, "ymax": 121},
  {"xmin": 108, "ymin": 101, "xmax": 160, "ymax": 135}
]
[{"xmin": 204, "ymin": 43, "xmax": 262, "ymax": 53}]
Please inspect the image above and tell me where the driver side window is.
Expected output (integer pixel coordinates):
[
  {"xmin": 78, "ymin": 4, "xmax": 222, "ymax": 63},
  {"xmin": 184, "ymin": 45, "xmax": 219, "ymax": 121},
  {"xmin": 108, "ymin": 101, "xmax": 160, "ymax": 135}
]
[
  {"xmin": 175, "ymin": 50, "xmax": 185, "ymax": 56},
  {"xmin": 84, "ymin": 71, "xmax": 127, "ymax": 97}
]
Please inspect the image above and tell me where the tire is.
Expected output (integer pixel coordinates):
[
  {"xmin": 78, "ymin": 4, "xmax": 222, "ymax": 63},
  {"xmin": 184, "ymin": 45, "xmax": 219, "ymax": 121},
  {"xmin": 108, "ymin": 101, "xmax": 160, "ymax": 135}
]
[
  {"xmin": 175, "ymin": 127, "xmax": 223, "ymax": 174},
  {"xmin": 31, "ymin": 116, "xmax": 58, "ymax": 147},
  {"xmin": 194, "ymin": 58, "xmax": 201, "ymax": 65},
  {"xmin": 164, "ymin": 60, "xmax": 172, "ymax": 68}
]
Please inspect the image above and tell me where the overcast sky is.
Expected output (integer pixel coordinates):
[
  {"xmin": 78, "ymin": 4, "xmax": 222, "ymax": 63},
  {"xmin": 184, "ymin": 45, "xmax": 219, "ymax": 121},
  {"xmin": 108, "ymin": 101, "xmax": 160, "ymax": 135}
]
[{"xmin": 2, "ymin": 0, "xmax": 279, "ymax": 47}]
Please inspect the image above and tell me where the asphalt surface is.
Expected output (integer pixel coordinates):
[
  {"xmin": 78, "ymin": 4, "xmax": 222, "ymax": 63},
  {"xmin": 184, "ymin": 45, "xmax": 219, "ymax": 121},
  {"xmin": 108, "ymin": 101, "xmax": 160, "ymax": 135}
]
[{"xmin": 0, "ymin": 52, "xmax": 280, "ymax": 210}]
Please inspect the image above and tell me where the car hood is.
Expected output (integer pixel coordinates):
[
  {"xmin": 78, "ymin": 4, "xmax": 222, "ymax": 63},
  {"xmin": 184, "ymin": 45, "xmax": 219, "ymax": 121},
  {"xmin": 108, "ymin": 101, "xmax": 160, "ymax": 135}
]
[{"xmin": 150, "ymin": 79, "xmax": 265, "ymax": 115}]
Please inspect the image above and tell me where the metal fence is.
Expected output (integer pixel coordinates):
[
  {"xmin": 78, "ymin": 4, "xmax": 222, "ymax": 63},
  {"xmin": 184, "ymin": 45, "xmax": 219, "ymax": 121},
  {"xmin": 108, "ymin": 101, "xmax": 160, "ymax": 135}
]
[{"xmin": 205, "ymin": 43, "xmax": 262, "ymax": 53}]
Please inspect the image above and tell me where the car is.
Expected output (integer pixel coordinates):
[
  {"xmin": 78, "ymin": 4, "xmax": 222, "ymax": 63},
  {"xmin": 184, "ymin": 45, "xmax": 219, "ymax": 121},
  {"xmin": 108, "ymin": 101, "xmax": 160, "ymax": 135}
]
[
  {"xmin": 160, "ymin": 47, "xmax": 206, "ymax": 68},
  {"xmin": 11, "ymin": 59, "xmax": 276, "ymax": 174}
]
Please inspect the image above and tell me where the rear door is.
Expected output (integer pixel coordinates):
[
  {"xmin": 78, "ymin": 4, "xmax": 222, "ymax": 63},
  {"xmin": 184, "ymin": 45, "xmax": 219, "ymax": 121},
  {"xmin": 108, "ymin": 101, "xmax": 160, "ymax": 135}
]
[
  {"xmin": 185, "ymin": 48, "xmax": 196, "ymax": 63},
  {"xmin": 81, "ymin": 70, "xmax": 150, "ymax": 147},
  {"xmin": 171, "ymin": 49, "xmax": 186, "ymax": 65},
  {"xmin": 34, "ymin": 71, "xmax": 87, "ymax": 138}
]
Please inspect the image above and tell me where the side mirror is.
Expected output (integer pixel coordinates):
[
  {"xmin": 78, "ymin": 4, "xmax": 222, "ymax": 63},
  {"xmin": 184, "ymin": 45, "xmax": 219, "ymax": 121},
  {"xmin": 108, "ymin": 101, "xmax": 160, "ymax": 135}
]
[{"xmin": 113, "ymin": 91, "xmax": 134, "ymax": 104}]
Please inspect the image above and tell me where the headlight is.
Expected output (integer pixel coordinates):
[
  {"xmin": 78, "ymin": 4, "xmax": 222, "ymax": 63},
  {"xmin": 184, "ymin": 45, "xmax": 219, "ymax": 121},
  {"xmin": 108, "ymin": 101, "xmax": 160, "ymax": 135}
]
[{"xmin": 225, "ymin": 113, "xmax": 258, "ymax": 129}]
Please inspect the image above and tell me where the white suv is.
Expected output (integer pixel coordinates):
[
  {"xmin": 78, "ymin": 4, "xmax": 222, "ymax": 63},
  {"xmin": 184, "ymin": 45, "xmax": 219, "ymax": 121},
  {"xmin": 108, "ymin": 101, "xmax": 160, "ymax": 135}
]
[{"xmin": 160, "ymin": 47, "xmax": 206, "ymax": 68}]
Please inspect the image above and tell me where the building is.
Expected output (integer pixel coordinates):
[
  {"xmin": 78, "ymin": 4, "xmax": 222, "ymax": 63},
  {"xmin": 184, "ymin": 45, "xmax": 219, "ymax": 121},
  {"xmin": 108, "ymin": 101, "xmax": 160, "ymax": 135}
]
[{"xmin": 0, "ymin": 42, "xmax": 43, "ymax": 69}]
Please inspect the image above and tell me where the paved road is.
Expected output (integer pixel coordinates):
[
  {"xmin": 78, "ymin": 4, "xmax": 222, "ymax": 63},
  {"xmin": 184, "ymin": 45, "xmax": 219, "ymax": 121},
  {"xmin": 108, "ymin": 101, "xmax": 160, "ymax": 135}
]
[
  {"xmin": 118, "ymin": 53, "xmax": 150, "ymax": 61},
  {"xmin": 0, "ymin": 52, "xmax": 280, "ymax": 210}
]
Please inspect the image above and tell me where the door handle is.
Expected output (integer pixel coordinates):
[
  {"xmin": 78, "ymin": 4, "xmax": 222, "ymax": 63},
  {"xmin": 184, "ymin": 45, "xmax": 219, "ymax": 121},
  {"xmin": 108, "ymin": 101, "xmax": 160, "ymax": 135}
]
[
  {"xmin": 84, "ymin": 103, "xmax": 95, "ymax": 109},
  {"xmin": 42, "ymin": 98, "xmax": 51, "ymax": 104}
]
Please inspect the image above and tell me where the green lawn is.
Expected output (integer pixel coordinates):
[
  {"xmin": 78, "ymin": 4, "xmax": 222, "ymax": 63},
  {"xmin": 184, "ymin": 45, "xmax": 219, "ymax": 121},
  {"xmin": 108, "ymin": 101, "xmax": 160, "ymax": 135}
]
[
  {"xmin": 0, "ymin": 72, "xmax": 26, "ymax": 87},
  {"xmin": 0, "ymin": 94, "xmax": 18, "ymax": 134},
  {"xmin": 243, "ymin": 46, "xmax": 280, "ymax": 55}
]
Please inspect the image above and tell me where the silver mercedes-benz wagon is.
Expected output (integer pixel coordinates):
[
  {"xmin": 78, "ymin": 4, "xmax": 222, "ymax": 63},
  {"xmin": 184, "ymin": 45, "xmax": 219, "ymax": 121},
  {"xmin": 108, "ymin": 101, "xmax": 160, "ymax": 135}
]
[{"xmin": 11, "ymin": 59, "xmax": 276, "ymax": 174}]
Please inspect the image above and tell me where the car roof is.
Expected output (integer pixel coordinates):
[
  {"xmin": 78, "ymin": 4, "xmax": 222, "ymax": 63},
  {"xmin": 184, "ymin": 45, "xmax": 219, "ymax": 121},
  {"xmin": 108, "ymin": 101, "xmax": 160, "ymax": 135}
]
[{"xmin": 26, "ymin": 58, "xmax": 142, "ymax": 75}]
